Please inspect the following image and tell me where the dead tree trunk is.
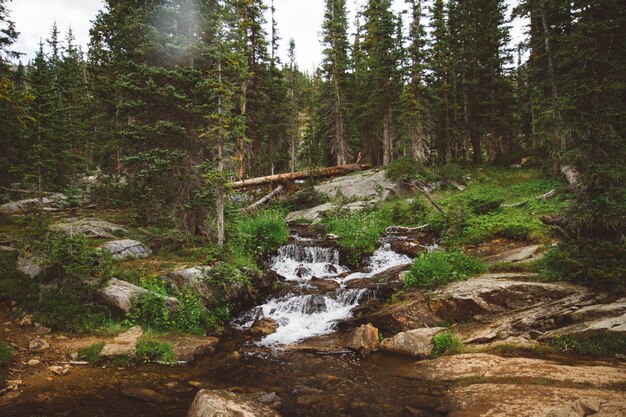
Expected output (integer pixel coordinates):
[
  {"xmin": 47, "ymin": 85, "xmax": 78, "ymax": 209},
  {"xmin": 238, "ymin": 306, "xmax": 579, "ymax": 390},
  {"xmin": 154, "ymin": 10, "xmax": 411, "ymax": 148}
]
[{"xmin": 232, "ymin": 164, "xmax": 371, "ymax": 189}]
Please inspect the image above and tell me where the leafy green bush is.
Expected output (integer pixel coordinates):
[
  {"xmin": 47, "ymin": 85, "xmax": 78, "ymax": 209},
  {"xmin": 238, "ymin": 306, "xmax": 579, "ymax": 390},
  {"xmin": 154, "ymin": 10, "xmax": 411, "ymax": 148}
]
[
  {"xmin": 548, "ymin": 334, "xmax": 626, "ymax": 357},
  {"xmin": 235, "ymin": 210, "xmax": 289, "ymax": 258},
  {"xmin": 385, "ymin": 157, "xmax": 420, "ymax": 181},
  {"xmin": 174, "ymin": 288, "xmax": 208, "ymax": 334},
  {"xmin": 431, "ymin": 331, "xmax": 464, "ymax": 357},
  {"xmin": 136, "ymin": 338, "xmax": 176, "ymax": 364},
  {"xmin": 78, "ymin": 342, "xmax": 105, "ymax": 363},
  {"xmin": 404, "ymin": 250, "xmax": 485, "ymax": 289},
  {"xmin": 0, "ymin": 340, "xmax": 13, "ymax": 367},
  {"xmin": 324, "ymin": 209, "xmax": 392, "ymax": 255}
]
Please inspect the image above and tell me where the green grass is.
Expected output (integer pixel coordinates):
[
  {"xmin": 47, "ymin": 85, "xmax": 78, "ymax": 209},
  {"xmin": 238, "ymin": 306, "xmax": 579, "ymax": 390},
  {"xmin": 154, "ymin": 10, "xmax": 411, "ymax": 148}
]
[
  {"xmin": 136, "ymin": 338, "xmax": 176, "ymax": 364},
  {"xmin": 234, "ymin": 209, "xmax": 289, "ymax": 259},
  {"xmin": 431, "ymin": 331, "xmax": 465, "ymax": 357},
  {"xmin": 78, "ymin": 342, "xmax": 105, "ymax": 363},
  {"xmin": 0, "ymin": 340, "xmax": 13, "ymax": 367},
  {"xmin": 547, "ymin": 334, "xmax": 626, "ymax": 357},
  {"xmin": 404, "ymin": 250, "xmax": 486, "ymax": 289},
  {"xmin": 323, "ymin": 209, "xmax": 393, "ymax": 255}
]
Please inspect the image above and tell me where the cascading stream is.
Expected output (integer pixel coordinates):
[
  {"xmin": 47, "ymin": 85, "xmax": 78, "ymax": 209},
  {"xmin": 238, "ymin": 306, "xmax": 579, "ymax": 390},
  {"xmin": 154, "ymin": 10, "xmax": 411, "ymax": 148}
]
[{"xmin": 234, "ymin": 238, "xmax": 412, "ymax": 346}]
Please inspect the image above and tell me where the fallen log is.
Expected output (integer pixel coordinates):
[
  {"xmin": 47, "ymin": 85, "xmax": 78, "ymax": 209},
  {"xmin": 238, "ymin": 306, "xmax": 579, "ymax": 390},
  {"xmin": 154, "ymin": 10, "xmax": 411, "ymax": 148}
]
[
  {"xmin": 239, "ymin": 185, "xmax": 284, "ymax": 214},
  {"xmin": 232, "ymin": 164, "xmax": 371, "ymax": 189},
  {"xmin": 385, "ymin": 225, "xmax": 429, "ymax": 235}
]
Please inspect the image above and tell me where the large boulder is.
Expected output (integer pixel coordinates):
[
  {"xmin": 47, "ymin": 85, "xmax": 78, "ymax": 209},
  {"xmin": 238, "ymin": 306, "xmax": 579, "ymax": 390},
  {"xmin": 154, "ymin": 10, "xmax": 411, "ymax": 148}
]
[
  {"xmin": 314, "ymin": 170, "xmax": 407, "ymax": 201},
  {"xmin": 349, "ymin": 296, "xmax": 440, "ymax": 334},
  {"xmin": 380, "ymin": 327, "xmax": 447, "ymax": 358},
  {"xmin": 100, "ymin": 326, "xmax": 144, "ymax": 358},
  {"xmin": 0, "ymin": 194, "xmax": 65, "ymax": 214},
  {"xmin": 50, "ymin": 218, "xmax": 127, "ymax": 238},
  {"xmin": 346, "ymin": 323, "xmax": 380, "ymax": 358},
  {"xmin": 187, "ymin": 389, "xmax": 281, "ymax": 417},
  {"xmin": 98, "ymin": 278, "xmax": 179, "ymax": 314},
  {"xmin": 100, "ymin": 239, "xmax": 151, "ymax": 260},
  {"xmin": 285, "ymin": 201, "xmax": 376, "ymax": 224}
]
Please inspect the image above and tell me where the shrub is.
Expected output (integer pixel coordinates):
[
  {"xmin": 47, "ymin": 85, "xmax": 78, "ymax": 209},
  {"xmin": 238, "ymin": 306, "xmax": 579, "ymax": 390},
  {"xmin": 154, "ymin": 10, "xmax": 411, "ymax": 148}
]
[
  {"xmin": 174, "ymin": 288, "xmax": 207, "ymax": 334},
  {"xmin": 385, "ymin": 157, "xmax": 420, "ymax": 181},
  {"xmin": 0, "ymin": 340, "xmax": 13, "ymax": 367},
  {"xmin": 404, "ymin": 250, "xmax": 485, "ymax": 289},
  {"xmin": 235, "ymin": 210, "xmax": 289, "ymax": 258},
  {"xmin": 548, "ymin": 334, "xmax": 626, "ymax": 357},
  {"xmin": 128, "ymin": 291, "xmax": 172, "ymax": 330},
  {"xmin": 467, "ymin": 195, "xmax": 504, "ymax": 215},
  {"xmin": 78, "ymin": 342, "xmax": 105, "ymax": 363},
  {"xmin": 431, "ymin": 331, "xmax": 464, "ymax": 357},
  {"xmin": 324, "ymin": 209, "xmax": 392, "ymax": 255},
  {"xmin": 136, "ymin": 338, "xmax": 176, "ymax": 364}
]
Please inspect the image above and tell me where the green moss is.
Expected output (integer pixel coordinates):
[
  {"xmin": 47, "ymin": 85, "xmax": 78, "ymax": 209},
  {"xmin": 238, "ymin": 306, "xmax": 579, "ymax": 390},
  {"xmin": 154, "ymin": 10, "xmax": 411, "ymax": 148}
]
[
  {"xmin": 0, "ymin": 340, "xmax": 13, "ymax": 368},
  {"xmin": 431, "ymin": 331, "xmax": 465, "ymax": 357}
]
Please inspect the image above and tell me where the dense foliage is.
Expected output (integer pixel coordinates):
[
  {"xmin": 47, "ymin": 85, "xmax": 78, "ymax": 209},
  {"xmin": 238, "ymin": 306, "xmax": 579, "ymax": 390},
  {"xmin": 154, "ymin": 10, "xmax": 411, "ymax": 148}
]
[{"xmin": 404, "ymin": 250, "xmax": 485, "ymax": 288}]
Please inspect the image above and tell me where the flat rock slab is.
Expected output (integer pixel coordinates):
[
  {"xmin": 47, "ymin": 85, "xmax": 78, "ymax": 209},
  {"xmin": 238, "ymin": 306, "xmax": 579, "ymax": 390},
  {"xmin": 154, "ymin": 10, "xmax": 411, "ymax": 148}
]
[
  {"xmin": 100, "ymin": 239, "xmax": 151, "ymax": 260},
  {"xmin": 314, "ymin": 170, "xmax": 406, "ymax": 201},
  {"xmin": 411, "ymin": 353, "xmax": 626, "ymax": 387},
  {"xmin": 482, "ymin": 244, "xmax": 544, "ymax": 264},
  {"xmin": 0, "ymin": 194, "xmax": 65, "ymax": 214},
  {"xmin": 50, "ymin": 218, "xmax": 127, "ymax": 238},
  {"xmin": 188, "ymin": 389, "xmax": 281, "ymax": 417},
  {"xmin": 444, "ymin": 384, "xmax": 626, "ymax": 417},
  {"xmin": 100, "ymin": 326, "xmax": 144, "ymax": 358},
  {"xmin": 285, "ymin": 200, "xmax": 376, "ymax": 224},
  {"xmin": 380, "ymin": 327, "xmax": 446, "ymax": 358},
  {"xmin": 159, "ymin": 335, "xmax": 219, "ymax": 363}
]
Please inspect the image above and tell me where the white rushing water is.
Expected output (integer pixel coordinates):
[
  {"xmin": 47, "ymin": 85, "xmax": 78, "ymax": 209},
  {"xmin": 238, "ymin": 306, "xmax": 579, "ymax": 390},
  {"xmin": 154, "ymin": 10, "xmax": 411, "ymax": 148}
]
[{"xmin": 235, "ymin": 240, "xmax": 412, "ymax": 346}]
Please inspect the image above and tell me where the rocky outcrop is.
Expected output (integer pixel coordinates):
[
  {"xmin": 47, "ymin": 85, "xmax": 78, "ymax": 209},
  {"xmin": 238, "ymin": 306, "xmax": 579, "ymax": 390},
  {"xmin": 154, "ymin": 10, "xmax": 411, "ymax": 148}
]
[
  {"xmin": 314, "ymin": 170, "xmax": 407, "ymax": 201},
  {"xmin": 50, "ymin": 218, "xmax": 127, "ymax": 238},
  {"xmin": 98, "ymin": 278, "xmax": 179, "ymax": 314},
  {"xmin": 100, "ymin": 239, "xmax": 151, "ymax": 260},
  {"xmin": 346, "ymin": 323, "xmax": 380, "ymax": 357},
  {"xmin": 285, "ymin": 201, "xmax": 376, "ymax": 224},
  {"xmin": 0, "ymin": 194, "xmax": 65, "ymax": 214},
  {"xmin": 187, "ymin": 389, "xmax": 281, "ymax": 417},
  {"xmin": 349, "ymin": 296, "xmax": 439, "ymax": 334},
  {"xmin": 379, "ymin": 327, "xmax": 446, "ymax": 358},
  {"xmin": 251, "ymin": 318, "xmax": 278, "ymax": 336},
  {"xmin": 100, "ymin": 326, "xmax": 144, "ymax": 358},
  {"xmin": 482, "ymin": 244, "xmax": 544, "ymax": 264}
]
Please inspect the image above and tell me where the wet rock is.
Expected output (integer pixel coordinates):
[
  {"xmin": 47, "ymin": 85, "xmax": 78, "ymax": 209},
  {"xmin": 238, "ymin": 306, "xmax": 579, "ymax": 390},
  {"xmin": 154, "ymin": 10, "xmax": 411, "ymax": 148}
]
[
  {"xmin": 444, "ymin": 384, "xmax": 626, "ymax": 417},
  {"xmin": 303, "ymin": 295, "xmax": 327, "ymax": 314},
  {"xmin": 28, "ymin": 338, "xmax": 49, "ymax": 352},
  {"xmin": 48, "ymin": 365, "xmax": 71, "ymax": 376},
  {"xmin": 100, "ymin": 239, "xmax": 151, "ymax": 260},
  {"xmin": 160, "ymin": 335, "xmax": 219, "ymax": 363},
  {"xmin": 309, "ymin": 277, "xmax": 340, "ymax": 291},
  {"xmin": 16, "ymin": 256, "xmax": 44, "ymax": 278},
  {"xmin": 121, "ymin": 387, "xmax": 171, "ymax": 404},
  {"xmin": 251, "ymin": 318, "xmax": 278, "ymax": 336},
  {"xmin": 389, "ymin": 240, "xmax": 422, "ymax": 257},
  {"xmin": 100, "ymin": 326, "xmax": 144, "ymax": 358},
  {"xmin": 98, "ymin": 277, "xmax": 179, "ymax": 314},
  {"xmin": 350, "ymin": 296, "xmax": 439, "ymax": 334},
  {"xmin": 187, "ymin": 389, "xmax": 281, "ymax": 417},
  {"xmin": 295, "ymin": 266, "xmax": 312, "ymax": 278},
  {"xmin": 346, "ymin": 323, "xmax": 380, "ymax": 358},
  {"xmin": 50, "ymin": 218, "xmax": 127, "ymax": 238},
  {"xmin": 482, "ymin": 244, "xmax": 544, "ymax": 264},
  {"xmin": 380, "ymin": 327, "xmax": 447, "ymax": 358},
  {"xmin": 0, "ymin": 194, "xmax": 65, "ymax": 214}
]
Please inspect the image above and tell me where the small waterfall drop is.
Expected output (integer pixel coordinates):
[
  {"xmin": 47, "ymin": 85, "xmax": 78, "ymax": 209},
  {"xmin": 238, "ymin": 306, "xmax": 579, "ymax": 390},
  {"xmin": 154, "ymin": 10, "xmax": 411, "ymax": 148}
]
[{"xmin": 235, "ymin": 237, "xmax": 413, "ymax": 346}]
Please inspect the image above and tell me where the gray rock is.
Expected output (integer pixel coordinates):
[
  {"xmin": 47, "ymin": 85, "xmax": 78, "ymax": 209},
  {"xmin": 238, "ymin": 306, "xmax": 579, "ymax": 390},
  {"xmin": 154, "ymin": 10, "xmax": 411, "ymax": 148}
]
[
  {"xmin": 380, "ymin": 327, "xmax": 447, "ymax": 358},
  {"xmin": 483, "ymin": 244, "xmax": 544, "ymax": 264},
  {"xmin": 28, "ymin": 338, "xmax": 49, "ymax": 352},
  {"xmin": 168, "ymin": 266, "xmax": 214, "ymax": 300},
  {"xmin": 98, "ymin": 277, "xmax": 179, "ymax": 314},
  {"xmin": 314, "ymin": 170, "xmax": 407, "ymax": 201},
  {"xmin": 285, "ymin": 200, "xmax": 377, "ymax": 224},
  {"xmin": 100, "ymin": 326, "xmax": 144, "ymax": 358},
  {"xmin": 17, "ymin": 256, "xmax": 44, "ymax": 278},
  {"xmin": 0, "ymin": 194, "xmax": 65, "ymax": 214},
  {"xmin": 187, "ymin": 389, "xmax": 282, "ymax": 417},
  {"xmin": 50, "ymin": 218, "xmax": 127, "ymax": 238},
  {"xmin": 100, "ymin": 239, "xmax": 151, "ymax": 260},
  {"xmin": 303, "ymin": 295, "xmax": 327, "ymax": 314}
]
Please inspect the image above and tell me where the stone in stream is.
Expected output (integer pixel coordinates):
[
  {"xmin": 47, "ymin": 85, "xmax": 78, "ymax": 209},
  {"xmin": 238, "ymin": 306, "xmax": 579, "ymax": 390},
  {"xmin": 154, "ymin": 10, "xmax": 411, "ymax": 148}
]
[
  {"xmin": 159, "ymin": 335, "xmax": 219, "ymax": 363},
  {"xmin": 302, "ymin": 295, "xmax": 327, "ymax": 314},
  {"xmin": 251, "ymin": 318, "xmax": 278, "ymax": 336},
  {"xmin": 380, "ymin": 327, "xmax": 447, "ymax": 358},
  {"xmin": 346, "ymin": 323, "xmax": 380, "ymax": 358},
  {"xmin": 389, "ymin": 240, "xmax": 422, "ymax": 257},
  {"xmin": 187, "ymin": 389, "xmax": 282, "ymax": 417},
  {"xmin": 100, "ymin": 239, "xmax": 151, "ymax": 260},
  {"xmin": 309, "ymin": 277, "xmax": 340, "ymax": 291},
  {"xmin": 121, "ymin": 387, "xmax": 171, "ymax": 404},
  {"xmin": 50, "ymin": 218, "xmax": 127, "ymax": 238},
  {"xmin": 100, "ymin": 326, "xmax": 144, "ymax": 358}
]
